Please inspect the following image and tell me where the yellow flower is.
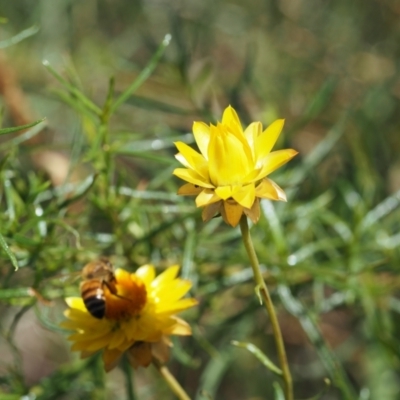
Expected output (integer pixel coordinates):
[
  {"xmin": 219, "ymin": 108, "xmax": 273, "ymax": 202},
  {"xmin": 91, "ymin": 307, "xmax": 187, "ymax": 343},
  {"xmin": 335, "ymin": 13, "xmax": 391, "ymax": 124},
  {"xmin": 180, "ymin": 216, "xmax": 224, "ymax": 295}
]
[
  {"xmin": 61, "ymin": 265, "xmax": 197, "ymax": 372},
  {"xmin": 173, "ymin": 105, "xmax": 298, "ymax": 227}
]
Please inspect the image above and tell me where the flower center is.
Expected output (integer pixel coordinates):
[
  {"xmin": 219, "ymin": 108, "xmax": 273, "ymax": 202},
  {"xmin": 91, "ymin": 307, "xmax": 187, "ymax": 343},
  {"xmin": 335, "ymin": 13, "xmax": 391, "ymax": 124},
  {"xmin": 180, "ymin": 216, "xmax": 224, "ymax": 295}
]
[{"xmin": 104, "ymin": 271, "xmax": 147, "ymax": 320}]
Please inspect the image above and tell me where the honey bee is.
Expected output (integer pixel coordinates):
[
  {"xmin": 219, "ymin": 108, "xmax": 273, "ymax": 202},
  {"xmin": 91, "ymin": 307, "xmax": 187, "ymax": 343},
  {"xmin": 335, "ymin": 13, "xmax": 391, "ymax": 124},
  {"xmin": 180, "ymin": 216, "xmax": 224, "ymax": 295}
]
[{"xmin": 80, "ymin": 258, "xmax": 118, "ymax": 319}]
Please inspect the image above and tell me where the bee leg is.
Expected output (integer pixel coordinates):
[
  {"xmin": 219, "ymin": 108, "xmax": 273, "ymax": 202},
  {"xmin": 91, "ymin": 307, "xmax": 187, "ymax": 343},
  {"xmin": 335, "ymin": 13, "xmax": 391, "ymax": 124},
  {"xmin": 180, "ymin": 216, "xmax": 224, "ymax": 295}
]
[{"xmin": 104, "ymin": 281, "xmax": 132, "ymax": 302}]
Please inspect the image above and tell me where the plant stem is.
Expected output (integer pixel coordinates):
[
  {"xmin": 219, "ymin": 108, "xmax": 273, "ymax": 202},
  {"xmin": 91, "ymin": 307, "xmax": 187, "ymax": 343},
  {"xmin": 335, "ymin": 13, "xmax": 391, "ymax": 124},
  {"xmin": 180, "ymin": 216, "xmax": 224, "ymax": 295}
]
[
  {"xmin": 239, "ymin": 215, "xmax": 293, "ymax": 400},
  {"xmin": 123, "ymin": 355, "xmax": 136, "ymax": 400},
  {"xmin": 152, "ymin": 358, "xmax": 191, "ymax": 400}
]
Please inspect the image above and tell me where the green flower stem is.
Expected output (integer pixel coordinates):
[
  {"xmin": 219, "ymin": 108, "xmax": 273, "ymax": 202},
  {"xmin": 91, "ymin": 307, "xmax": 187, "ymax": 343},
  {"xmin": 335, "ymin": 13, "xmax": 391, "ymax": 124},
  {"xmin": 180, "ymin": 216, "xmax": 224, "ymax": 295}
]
[
  {"xmin": 153, "ymin": 358, "xmax": 191, "ymax": 400},
  {"xmin": 239, "ymin": 215, "xmax": 293, "ymax": 400},
  {"xmin": 123, "ymin": 355, "xmax": 137, "ymax": 400}
]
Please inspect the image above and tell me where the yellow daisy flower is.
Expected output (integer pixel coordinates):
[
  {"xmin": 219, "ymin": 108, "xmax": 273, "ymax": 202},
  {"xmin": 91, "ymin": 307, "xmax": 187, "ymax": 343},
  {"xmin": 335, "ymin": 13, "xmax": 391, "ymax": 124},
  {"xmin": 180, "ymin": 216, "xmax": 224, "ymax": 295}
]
[
  {"xmin": 173, "ymin": 105, "xmax": 298, "ymax": 227},
  {"xmin": 61, "ymin": 265, "xmax": 198, "ymax": 372}
]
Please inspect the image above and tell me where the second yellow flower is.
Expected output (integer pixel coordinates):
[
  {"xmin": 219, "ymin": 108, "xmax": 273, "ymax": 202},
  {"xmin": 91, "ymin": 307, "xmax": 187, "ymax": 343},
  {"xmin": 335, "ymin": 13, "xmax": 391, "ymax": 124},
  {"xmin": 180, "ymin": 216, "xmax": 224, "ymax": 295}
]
[{"xmin": 173, "ymin": 105, "xmax": 298, "ymax": 227}]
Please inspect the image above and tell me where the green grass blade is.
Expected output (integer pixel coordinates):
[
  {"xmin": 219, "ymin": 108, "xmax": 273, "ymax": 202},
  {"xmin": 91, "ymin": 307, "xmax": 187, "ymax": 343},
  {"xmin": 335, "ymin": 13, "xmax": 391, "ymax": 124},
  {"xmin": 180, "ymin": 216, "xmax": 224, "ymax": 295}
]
[
  {"xmin": 0, "ymin": 25, "xmax": 39, "ymax": 49},
  {"xmin": 0, "ymin": 120, "xmax": 47, "ymax": 149},
  {"xmin": 43, "ymin": 60, "xmax": 102, "ymax": 116},
  {"xmin": 57, "ymin": 174, "xmax": 97, "ymax": 209},
  {"xmin": 231, "ymin": 340, "xmax": 282, "ymax": 376},
  {"xmin": 0, "ymin": 118, "xmax": 46, "ymax": 136},
  {"xmin": 110, "ymin": 33, "xmax": 172, "ymax": 114},
  {"xmin": 299, "ymin": 78, "xmax": 338, "ymax": 124},
  {"xmin": 273, "ymin": 382, "xmax": 285, "ymax": 400},
  {"xmin": 0, "ymin": 287, "xmax": 34, "ymax": 299},
  {"xmin": 0, "ymin": 233, "xmax": 19, "ymax": 270},
  {"xmin": 360, "ymin": 188, "xmax": 400, "ymax": 230},
  {"xmin": 123, "ymin": 94, "xmax": 194, "ymax": 115}
]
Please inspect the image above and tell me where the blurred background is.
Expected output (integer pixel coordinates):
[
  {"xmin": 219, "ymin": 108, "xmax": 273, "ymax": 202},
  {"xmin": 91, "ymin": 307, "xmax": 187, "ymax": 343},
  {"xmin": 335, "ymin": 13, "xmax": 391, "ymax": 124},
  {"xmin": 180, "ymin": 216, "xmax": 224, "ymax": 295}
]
[{"xmin": 0, "ymin": 0, "xmax": 400, "ymax": 399}]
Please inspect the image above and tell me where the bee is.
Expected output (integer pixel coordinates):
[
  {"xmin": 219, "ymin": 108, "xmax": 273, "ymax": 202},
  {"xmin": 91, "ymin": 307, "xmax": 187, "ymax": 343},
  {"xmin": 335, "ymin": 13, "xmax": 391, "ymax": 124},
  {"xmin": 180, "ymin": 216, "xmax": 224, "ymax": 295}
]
[{"xmin": 80, "ymin": 258, "xmax": 118, "ymax": 319}]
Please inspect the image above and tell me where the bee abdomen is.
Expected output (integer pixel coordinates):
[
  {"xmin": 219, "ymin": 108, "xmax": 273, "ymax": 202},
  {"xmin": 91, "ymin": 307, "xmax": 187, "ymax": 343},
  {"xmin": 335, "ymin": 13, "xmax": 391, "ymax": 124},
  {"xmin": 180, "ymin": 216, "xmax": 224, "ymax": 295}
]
[
  {"xmin": 81, "ymin": 284, "xmax": 106, "ymax": 319},
  {"xmin": 83, "ymin": 295, "xmax": 106, "ymax": 319}
]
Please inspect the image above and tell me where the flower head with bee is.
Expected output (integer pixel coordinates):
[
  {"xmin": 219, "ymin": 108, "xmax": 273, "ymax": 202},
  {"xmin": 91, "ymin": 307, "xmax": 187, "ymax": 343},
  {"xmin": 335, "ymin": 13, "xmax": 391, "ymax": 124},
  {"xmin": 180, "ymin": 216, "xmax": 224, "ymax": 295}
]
[
  {"xmin": 61, "ymin": 264, "xmax": 197, "ymax": 372},
  {"xmin": 173, "ymin": 105, "xmax": 298, "ymax": 227}
]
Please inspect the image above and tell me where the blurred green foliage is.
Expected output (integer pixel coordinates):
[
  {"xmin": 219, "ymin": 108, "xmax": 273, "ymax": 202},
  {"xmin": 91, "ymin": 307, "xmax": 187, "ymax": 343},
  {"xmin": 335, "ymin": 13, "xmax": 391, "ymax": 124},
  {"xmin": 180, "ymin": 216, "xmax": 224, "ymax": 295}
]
[{"xmin": 0, "ymin": 0, "xmax": 400, "ymax": 399}]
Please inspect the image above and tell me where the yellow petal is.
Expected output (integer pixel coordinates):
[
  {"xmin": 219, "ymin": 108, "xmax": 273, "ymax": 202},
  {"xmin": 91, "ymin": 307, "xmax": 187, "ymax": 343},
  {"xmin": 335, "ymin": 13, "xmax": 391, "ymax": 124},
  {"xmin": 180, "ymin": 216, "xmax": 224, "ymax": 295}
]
[
  {"xmin": 135, "ymin": 265, "xmax": 155, "ymax": 288},
  {"xmin": 195, "ymin": 189, "xmax": 220, "ymax": 207},
  {"xmin": 174, "ymin": 141, "xmax": 208, "ymax": 178},
  {"xmin": 193, "ymin": 121, "xmax": 211, "ymax": 159},
  {"xmin": 108, "ymin": 329, "xmax": 127, "ymax": 350},
  {"xmin": 70, "ymin": 339, "xmax": 93, "ymax": 352},
  {"xmin": 86, "ymin": 333, "xmax": 116, "ymax": 352},
  {"xmin": 68, "ymin": 331, "xmax": 110, "ymax": 347},
  {"xmin": 232, "ymin": 184, "xmax": 256, "ymax": 209},
  {"xmin": 255, "ymin": 119, "xmax": 285, "ymax": 162},
  {"xmin": 70, "ymin": 334, "xmax": 114, "ymax": 352},
  {"xmin": 244, "ymin": 121, "xmax": 261, "ymax": 158},
  {"xmin": 177, "ymin": 183, "xmax": 202, "ymax": 196},
  {"xmin": 173, "ymin": 168, "xmax": 214, "ymax": 188},
  {"xmin": 60, "ymin": 320, "xmax": 81, "ymax": 330},
  {"xmin": 257, "ymin": 149, "xmax": 298, "ymax": 178},
  {"xmin": 154, "ymin": 280, "xmax": 193, "ymax": 303},
  {"xmin": 151, "ymin": 265, "xmax": 180, "ymax": 289},
  {"xmin": 221, "ymin": 105, "xmax": 243, "ymax": 138},
  {"xmin": 65, "ymin": 297, "xmax": 86, "ymax": 311},
  {"xmin": 255, "ymin": 178, "xmax": 287, "ymax": 201},
  {"xmin": 164, "ymin": 317, "xmax": 192, "ymax": 335},
  {"xmin": 221, "ymin": 201, "xmax": 243, "ymax": 227},
  {"xmin": 215, "ymin": 186, "xmax": 234, "ymax": 200},
  {"xmin": 114, "ymin": 268, "xmax": 132, "ymax": 283},
  {"xmin": 208, "ymin": 124, "xmax": 252, "ymax": 186},
  {"xmin": 157, "ymin": 298, "xmax": 198, "ymax": 314},
  {"xmin": 63, "ymin": 308, "xmax": 92, "ymax": 325}
]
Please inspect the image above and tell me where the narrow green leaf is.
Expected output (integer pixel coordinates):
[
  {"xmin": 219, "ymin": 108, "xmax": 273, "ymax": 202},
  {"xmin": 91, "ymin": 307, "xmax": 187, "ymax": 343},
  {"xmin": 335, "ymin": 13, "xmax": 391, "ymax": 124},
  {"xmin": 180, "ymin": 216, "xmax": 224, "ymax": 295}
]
[
  {"xmin": 273, "ymin": 382, "xmax": 285, "ymax": 400},
  {"xmin": 0, "ymin": 152, "xmax": 10, "ymax": 171},
  {"xmin": 0, "ymin": 287, "xmax": 33, "ymax": 299},
  {"xmin": 110, "ymin": 33, "xmax": 172, "ymax": 114},
  {"xmin": 117, "ymin": 186, "xmax": 181, "ymax": 202},
  {"xmin": 124, "ymin": 94, "xmax": 194, "ymax": 115},
  {"xmin": 102, "ymin": 76, "xmax": 115, "ymax": 120},
  {"xmin": 112, "ymin": 131, "xmax": 193, "ymax": 154},
  {"xmin": 231, "ymin": 340, "xmax": 282, "ymax": 376},
  {"xmin": 111, "ymin": 149, "xmax": 175, "ymax": 164},
  {"xmin": 57, "ymin": 174, "xmax": 97, "ymax": 209},
  {"xmin": 360, "ymin": 188, "xmax": 400, "ymax": 231},
  {"xmin": 0, "ymin": 233, "xmax": 19, "ymax": 270},
  {"xmin": 0, "ymin": 118, "xmax": 46, "ymax": 136},
  {"xmin": 51, "ymin": 88, "xmax": 98, "ymax": 120},
  {"xmin": 261, "ymin": 200, "xmax": 287, "ymax": 255},
  {"xmin": 43, "ymin": 60, "xmax": 102, "ymax": 116},
  {"xmin": 303, "ymin": 77, "xmax": 338, "ymax": 121},
  {"xmin": 3, "ymin": 176, "xmax": 16, "ymax": 221},
  {"xmin": 0, "ymin": 119, "xmax": 47, "ymax": 148},
  {"xmin": 0, "ymin": 24, "xmax": 39, "ymax": 49},
  {"xmin": 181, "ymin": 223, "xmax": 197, "ymax": 280}
]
